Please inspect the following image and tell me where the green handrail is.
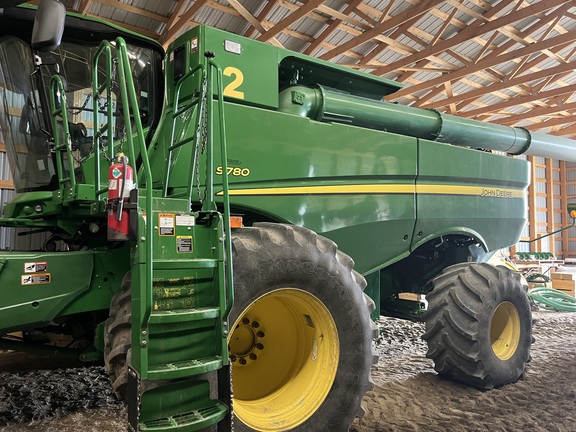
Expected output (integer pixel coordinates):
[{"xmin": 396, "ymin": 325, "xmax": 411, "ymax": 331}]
[
  {"xmin": 207, "ymin": 56, "xmax": 234, "ymax": 330},
  {"xmin": 92, "ymin": 40, "xmax": 114, "ymax": 198},
  {"xmin": 49, "ymin": 75, "xmax": 76, "ymax": 194}
]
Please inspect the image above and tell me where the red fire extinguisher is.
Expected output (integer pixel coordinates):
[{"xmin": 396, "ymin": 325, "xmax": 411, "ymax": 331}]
[{"xmin": 107, "ymin": 153, "xmax": 134, "ymax": 241}]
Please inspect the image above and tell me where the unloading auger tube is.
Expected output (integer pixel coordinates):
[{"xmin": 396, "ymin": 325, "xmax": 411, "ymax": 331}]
[{"xmin": 278, "ymin": 85, "xmax": 576, "ymax": 162}]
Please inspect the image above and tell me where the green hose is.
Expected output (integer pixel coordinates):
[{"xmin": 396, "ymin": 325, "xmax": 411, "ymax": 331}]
[{"xmin": 528, "ymin": 287, "xmax": 576, "ymax": 312}]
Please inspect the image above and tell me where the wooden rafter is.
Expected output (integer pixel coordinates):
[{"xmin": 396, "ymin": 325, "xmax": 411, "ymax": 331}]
[
  {"xmin": 244, "ymin": 0, "xmax": 279, "ymax": 38},
  {"xmin": 226, "ymin": 0, "xmax": 283, "ymax": 47},
  {"xmin": 78, "ymin": 0, "xmax": 91, "ymax": 15},
  {"xmin": 160, "ymin": 0, "xmax": 207, "ymax": 45},
  {"xmin": 257, "ymin": 0, "xmax": 326, "ymax": 42},
  {"xmin": 319, "ymin": 0, "xmax": 445, "ymax": 61},
  {"xmin": 303, "ymin": 0, "xmax": 363, "ymax": 55},
  {"xmin": 389, "ymin": 29, "xmax": 576, "ymax": 100},
  {"xmin": 374, "ymin": 0, "xmax": 568, "ymax": 76},
  {"xmin": 462, "ymin": 84, "xmax": 576, "ymax": 119}
]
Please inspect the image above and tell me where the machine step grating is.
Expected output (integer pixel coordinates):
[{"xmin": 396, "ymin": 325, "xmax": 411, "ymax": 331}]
[
  {"xmin": 149, "ymin": 307, "xmax": 220, "ymax": 324},
  {"xmin": 148, "ymin": 357, "xmax": 223, "ymax": 380},
  {"xmin": 140, "ymin": 402, "xmax": 228, "ymax": 431}
]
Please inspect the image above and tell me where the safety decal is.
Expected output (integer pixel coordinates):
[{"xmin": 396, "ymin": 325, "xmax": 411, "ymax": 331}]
[
  {"xmin": 21, "ymin": 273, "xmax": 51, "ymax": 285},
  {"xmin": 176, "ymin": 215, "xmax": 195, "ymax": 226},
  {"xmin": 24, "ymin": 261, "xmax": 47, "ymax": 273},
  {"xmin": 177, "ymin": 236, "xmax": 193, "ymax": 253},
  {"xmin": 158, "ymin": 213, "xmax": 175, "ymax": 236}
]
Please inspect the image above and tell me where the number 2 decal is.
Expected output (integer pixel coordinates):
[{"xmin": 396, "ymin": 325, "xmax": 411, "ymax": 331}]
[{"xmin": 223, "ymin": 67, "xmax": 245, "ymax": 100}]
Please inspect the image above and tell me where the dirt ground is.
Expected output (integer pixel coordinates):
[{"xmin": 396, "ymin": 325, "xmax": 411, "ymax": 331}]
[
  {"xmin": 352, "ymin": 311, "xmax": 576, "ymax": 432},
  {"xmin": 0, "ymin": 310, "xmax": 574, "ymax": 431}
]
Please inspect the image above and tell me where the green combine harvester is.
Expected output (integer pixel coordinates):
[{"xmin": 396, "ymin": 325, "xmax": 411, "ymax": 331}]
[{"xmin": 1, "ymin": 1, "xmax": 576, "ymax": 431}]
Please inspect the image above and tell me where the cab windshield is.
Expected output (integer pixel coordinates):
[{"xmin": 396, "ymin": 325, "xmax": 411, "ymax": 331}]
[{"xmin": 0, "ymin": 36, "xmax": 161, "ymax": 192}]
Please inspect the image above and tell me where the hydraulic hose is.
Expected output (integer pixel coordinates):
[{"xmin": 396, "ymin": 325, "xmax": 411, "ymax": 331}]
[{"xmin": 528, "ymin": 286, "xmax": 576, "ymax": 312}]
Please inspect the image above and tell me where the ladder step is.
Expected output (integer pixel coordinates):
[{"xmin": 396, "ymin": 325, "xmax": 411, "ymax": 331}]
[
  {"xmin": 149, "ymin": 307, "xmax": 219, "ymax": 324},
  {"xmin": 169, "ymin": 136, "xmax": 195, "ymax": 151},
  {"xmin": 148, "ymin": 357, "xmax": 223, "ymax": 380},
  {"xmin": 154, "ymin": 259, "xmax": 218, "ymax": 270},
  {"xmin": 140, "ymin": 402, "xmax": 228, "ymax": 431}
]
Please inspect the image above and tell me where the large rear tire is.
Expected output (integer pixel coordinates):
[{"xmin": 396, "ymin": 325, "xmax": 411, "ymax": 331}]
[
  {"xmin": 422, "ymin": 263, "xmax": 532, "ymax": 389},
  {"xmin": 229, "ymin": 223, "xmax": 375, "ymax": 431}
]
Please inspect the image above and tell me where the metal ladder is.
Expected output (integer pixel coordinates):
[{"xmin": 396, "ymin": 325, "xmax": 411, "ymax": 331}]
[{"xmin": 91, "ymin": 39, "xmax": 233, "ymax": 431}]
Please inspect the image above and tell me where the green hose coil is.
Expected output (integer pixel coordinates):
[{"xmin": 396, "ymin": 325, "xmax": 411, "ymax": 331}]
[{"xmin": 528, "ymin": 287, "xmax": 576, "ymax": 312}]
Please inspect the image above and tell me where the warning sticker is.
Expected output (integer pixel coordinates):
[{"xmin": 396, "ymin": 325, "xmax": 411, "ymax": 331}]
[
  {"xmin": 158, "ymin": 213, "xmax": 175, "ymax": 236},
  {"xmin": 177, "ymin": 236, "xmax": 193, "ymax": 253},
  {"xmin": 21, "ymin": 273, "xmax": 51, "ymax": 285},
  {"xmin": 24, "ymin": 262, "xmax": 48, "ymax": 273},
  {"xmin": 176, "ymin": 215, "xmax": 195, "ymax": 226}
]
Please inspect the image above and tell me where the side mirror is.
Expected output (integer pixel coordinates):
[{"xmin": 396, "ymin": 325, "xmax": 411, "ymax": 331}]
[{"xmin": 31, "ymin": 0, "xmax": 66, "ymax": 52}]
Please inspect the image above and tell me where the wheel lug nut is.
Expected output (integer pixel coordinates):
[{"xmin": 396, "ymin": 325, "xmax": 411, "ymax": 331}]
[
  {"xmin": 256, "ymin": 343, "xmax": 264, "ymax": 350},
  {"xmin": 250, "ymin": 353, "xmax": 257, "ymax": 360},
  {"xmin": 242, "ymin": 317, "xmax": 250, "ymax": 325},
  {"xmin": 239, "ymin": 358, "xmax": 247, "ymax": 365},
  {"xmin": 257, "ymin": 331, "xmax": 265, "ymax": 338},
  {"xmin": 252, "ymin": 321, "xmax": 260, "ymax": 328},
  {"xmin": 230, "ymin": 355, "xmax": 237, "ymax": 362}
]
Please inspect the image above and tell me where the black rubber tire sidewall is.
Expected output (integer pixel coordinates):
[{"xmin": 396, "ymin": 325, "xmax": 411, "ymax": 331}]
[
  {"xmin": 423, "ymin": 263, "xmax": 532, "ymax": 389},
  {"xmin": 230, "ymin": 223, "xmax": 373, "ymax": 432}
]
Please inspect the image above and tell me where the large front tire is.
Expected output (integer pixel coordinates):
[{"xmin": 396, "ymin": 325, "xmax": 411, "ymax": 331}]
[
  {"xmin": 104, "ymin": 273, "xmax": 132, "ymax": 399},
  {"xmin": 422, "ymin": 263, "xmax": 532, "ymax": 389},
  {"xmin": 229, "ymin": 223, "xmax": 375, "ymax": 431}
]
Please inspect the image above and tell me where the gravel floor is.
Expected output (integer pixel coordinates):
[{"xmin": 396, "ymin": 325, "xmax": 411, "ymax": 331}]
[{"xmin": 0, "ymin": 310, "xmax": 574, "ymax": 431}]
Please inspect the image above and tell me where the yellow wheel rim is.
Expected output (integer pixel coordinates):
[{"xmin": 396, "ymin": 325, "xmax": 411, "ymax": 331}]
[
  {"xmin": 490, "ymin": 301, "xmax": 521, "ymax": 360},
  {"xmin": 228, "ymin": 288, "xmax": 339, "ymax": 431}
]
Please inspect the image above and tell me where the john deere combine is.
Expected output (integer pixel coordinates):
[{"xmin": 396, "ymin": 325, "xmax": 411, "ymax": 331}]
[{"xmin": 1, "ymin": 1, "xmax": 575, "ymax": 431}]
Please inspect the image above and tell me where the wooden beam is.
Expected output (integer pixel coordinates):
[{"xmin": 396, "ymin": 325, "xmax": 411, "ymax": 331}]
[
  {"xmin": 160, "ymin": 0, "xmax": 207, "ymax": 45},
  {"xmin": 96, "ymin": 0, "xmax": 168, "ymax": 23},
  {"xmin": 257, "ymin": 0, "xmax": 326, "ymax": 42},
  {"xmin": 499, "ymin": 101, "xmax": 576, "ymax": 126},
  {"xmin": 0, "ymin": 180, "xmax": 14, "ymax": 190},
  {"xmin": 165, "ymin": 0, "xmax": 189, "ymax": 31},
  {"xmin": 528, "ymin": 156, "xmax": 538, "ymax": 252},
  {"xmin": 303, "ymin": 0, "xmax": 363, "ymax": 55},
  {"xmin": 560, "ymin": 160, "xmax": 569, "ymax": 258},
  {"xmin": 421, "ymin": 60, "xmax": 576, "ymax": 110},
  {"xmin": 460, "ymin": 83, "xmax": 576, "ymax": 118},
  {"xmin": 546, "ymin": 158, "xmax": 556, "ymax": 255},
  {"xmin": 319, "ymin": 0, "xmax": 445, "ymax": 61},
  {"xmin": 389, "ymin": 29, "xmax": 576, "ymax": 100},
  {"xmin": 244, "ymin": 0, "xmax": 279, "ymax": 39},
  {"xmin": 226, "ymin": 0, "xmax": 283, "ymax": 47},
  {"xmin": 78, "ymin": 0, "xmax": 92, "ymax": 15},
  {"xmin": 375, "ymin": 0, "xmax": 569, "ymax": 76},
  {"xmin": 94, "ymin": 15, "xmax": 160, "ymax": 40},
  {"xmin": 524, "ymin": 116, "xmax": 576, "ymax": 131}
]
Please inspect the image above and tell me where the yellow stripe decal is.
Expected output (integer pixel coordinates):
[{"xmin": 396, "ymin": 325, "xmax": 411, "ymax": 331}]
[
  {"xmin": 222, "ymin": 184, "xmax": 525, "ymax": 198},
  {"xmin": 225, "ymin": 185, "xmax": 415, "ymax": 195}
]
